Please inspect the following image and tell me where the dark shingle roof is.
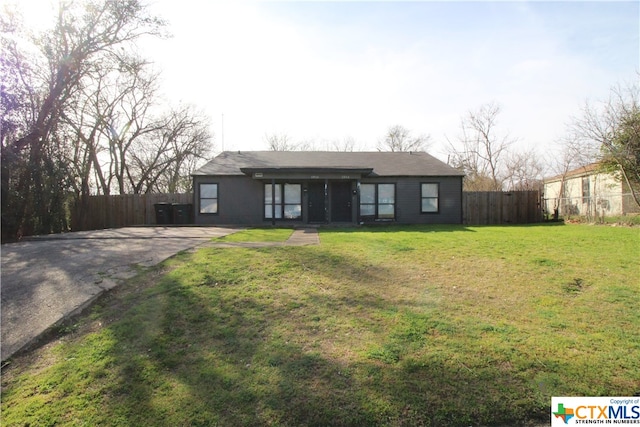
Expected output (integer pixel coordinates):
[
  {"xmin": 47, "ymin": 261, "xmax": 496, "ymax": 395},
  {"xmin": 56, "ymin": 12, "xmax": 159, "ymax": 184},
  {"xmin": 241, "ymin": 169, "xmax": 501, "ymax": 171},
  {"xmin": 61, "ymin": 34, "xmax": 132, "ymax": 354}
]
[{"xmin": 193, "ymin": 151, "xmax": 464, "ymax": 177}]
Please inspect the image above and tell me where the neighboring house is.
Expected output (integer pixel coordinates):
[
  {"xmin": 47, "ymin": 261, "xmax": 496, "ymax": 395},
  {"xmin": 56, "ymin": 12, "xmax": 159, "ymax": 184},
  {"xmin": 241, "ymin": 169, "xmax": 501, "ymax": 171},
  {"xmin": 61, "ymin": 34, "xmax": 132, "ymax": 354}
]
[
  {"xmin": 192, "ymin": 151, "xmax": 464, "ymax": 226},
  {"xmin": 543, "ymin": 163, "xmax": 639, "ymax": 218}
]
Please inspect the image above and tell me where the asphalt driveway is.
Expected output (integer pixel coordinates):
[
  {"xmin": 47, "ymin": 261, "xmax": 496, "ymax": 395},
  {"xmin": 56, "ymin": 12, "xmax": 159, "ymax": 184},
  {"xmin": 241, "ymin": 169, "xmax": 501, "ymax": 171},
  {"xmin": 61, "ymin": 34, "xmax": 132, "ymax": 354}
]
[{"xmin": 1, "ymin": 226, "xmax": 240, "ymax": 362}]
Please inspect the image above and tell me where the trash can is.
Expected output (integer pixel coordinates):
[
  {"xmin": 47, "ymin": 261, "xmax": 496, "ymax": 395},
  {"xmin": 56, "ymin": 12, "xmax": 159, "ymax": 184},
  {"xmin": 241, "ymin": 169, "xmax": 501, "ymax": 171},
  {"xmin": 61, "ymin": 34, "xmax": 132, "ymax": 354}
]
[
  {"xmin": 172, "ymin": 203, "xmax": 193, "ymax": 224},
  {"xmin": 154, "ymin": 203, "xmax": 173, "ymax": 225}
]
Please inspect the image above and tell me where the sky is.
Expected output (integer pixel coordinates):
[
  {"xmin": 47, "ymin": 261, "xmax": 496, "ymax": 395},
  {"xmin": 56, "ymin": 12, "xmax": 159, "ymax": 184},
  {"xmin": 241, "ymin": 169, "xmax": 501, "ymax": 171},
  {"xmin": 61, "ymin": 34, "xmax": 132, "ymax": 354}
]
[{"xmin": 7, "ymin": 0, "xmax": 640, "ymax": 162}]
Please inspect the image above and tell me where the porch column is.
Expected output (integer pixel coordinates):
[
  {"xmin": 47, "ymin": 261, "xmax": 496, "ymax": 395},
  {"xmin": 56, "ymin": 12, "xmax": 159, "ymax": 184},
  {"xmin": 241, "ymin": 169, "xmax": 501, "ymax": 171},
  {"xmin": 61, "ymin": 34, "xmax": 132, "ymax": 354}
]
[
  {"xmin": 324, "ymin": 179, "xmax": 329, "ymax": 223},
  {"xmin": 271, "ymin": 179, "xmax": 276, "ymax": 226},
  {"xmin": 356, "ymin": 179, "xmax": 361, "ymax": 223}
]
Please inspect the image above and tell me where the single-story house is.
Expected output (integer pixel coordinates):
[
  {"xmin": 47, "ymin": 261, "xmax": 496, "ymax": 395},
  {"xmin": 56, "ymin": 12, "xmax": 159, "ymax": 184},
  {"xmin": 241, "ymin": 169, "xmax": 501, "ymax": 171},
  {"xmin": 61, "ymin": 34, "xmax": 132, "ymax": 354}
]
[
  {"xmin": 543, "ymin": 163, "xmax": 639, "ymax": 217},
  {"xmin": 192, "ymin": 151, "xmax": 465, "ymax": 226}
]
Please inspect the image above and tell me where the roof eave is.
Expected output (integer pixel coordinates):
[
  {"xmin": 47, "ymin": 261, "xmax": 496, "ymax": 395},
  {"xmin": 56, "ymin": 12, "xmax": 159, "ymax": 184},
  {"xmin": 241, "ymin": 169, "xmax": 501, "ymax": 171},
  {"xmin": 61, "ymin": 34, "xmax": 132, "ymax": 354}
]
[{"xmin": 240, "ymin": 167, "xmax": 375, "ymax": 176}]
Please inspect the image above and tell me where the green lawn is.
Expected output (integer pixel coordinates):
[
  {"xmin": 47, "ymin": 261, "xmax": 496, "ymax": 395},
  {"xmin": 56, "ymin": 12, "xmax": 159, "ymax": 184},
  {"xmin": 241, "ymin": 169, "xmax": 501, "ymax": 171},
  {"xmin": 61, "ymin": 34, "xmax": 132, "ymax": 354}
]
[
  {"xmin": 2, "ymin": 224, "xmax": 639, "ymax": 426},
  {"xmin": 215, "ymin": 228, "xmax": 293, "ymax": 242}
]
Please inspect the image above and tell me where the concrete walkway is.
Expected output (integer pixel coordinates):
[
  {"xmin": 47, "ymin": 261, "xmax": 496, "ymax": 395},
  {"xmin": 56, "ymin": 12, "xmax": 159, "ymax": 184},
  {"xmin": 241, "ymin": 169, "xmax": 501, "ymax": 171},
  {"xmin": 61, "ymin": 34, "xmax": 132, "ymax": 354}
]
[
  {"xmin": 1, "ymin": 226, "xmax": 319, "ymax": 362},
  {"xmin": 285, "ymin": 228, "xmax": 321, "ymax": 246},
  {"xmin": 206, "ymin": 227, "xmax": 321, "ymax": 248}
]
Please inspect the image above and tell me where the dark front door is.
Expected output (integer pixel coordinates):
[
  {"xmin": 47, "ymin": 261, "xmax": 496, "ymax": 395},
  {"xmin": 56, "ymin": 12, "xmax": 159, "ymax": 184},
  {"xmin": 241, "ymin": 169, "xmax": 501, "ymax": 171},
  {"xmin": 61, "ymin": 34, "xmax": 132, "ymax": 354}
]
[
  {"xmin": 331, "ymin": 181, "xmax": 352, "ymax": 222},
  {"xmin": 308, "ymin": 182, "xmax": 326, "ymax": 223}
]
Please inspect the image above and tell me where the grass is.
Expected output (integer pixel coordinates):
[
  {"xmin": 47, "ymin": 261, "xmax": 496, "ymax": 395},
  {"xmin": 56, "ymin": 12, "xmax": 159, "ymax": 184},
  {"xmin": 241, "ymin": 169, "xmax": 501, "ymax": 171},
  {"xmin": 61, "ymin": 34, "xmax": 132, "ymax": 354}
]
[
  {"xmin": 2, "ymin": 224, "xmax": 639, "ymax": 426},
  {"xmin": 216, "ymin": 228, "xmax": 293, "ymax": 242}
]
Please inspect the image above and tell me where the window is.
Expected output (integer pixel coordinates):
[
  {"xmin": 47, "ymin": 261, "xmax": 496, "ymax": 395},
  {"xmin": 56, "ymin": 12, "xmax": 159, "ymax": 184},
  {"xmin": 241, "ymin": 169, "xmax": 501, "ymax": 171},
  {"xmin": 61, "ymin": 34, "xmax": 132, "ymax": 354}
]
[
  {"xmin": 360, "ymin": 184, "xmax": 376, "ymax": 217},
  {"xmin": 377, "ymin": 184, "xmax": 395, "ymax": 219},
  {"xmin": 582, "ymin": 177, "xmax": 590, "ymax": 203},
  {"xmin": 265, "ymin": 183, "xmax": 302, "ymax": 220},
  {"xmin": 284, "ymin": 184, "xmax": 302, "ymax": 219},
  {"xmin": 265, "ymin": 184, "xmax": 282, "ymax": 219},
  {"xmin": 360, "ymin": 183, "xmax": 395, "ymax": 220},
  {"xmin": 421, "ymin": 183, "xmax": 439, "ymax": 213},
  {"xmin": 200, "ymin": 183, "xmax": 218, "ymax": 214}
]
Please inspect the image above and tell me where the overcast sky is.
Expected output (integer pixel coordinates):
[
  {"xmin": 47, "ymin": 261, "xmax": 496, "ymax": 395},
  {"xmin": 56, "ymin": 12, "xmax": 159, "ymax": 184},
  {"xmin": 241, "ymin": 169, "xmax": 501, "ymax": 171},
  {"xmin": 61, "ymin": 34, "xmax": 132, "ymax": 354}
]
[{"xmin": 10, "ymin": 0, "xmax": 640, "ymax": 161}]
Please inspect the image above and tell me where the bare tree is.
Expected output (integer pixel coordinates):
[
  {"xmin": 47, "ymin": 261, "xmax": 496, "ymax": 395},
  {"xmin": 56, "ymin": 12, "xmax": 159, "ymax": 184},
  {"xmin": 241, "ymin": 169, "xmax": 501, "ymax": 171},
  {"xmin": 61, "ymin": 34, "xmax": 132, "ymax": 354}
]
[
  {"xmin": 1, "ymin": 0, "xmax": 214, "ymax": 239},
  {"xmin": 4, "ymin": 0, "xmax": 165, "ymax": 155},
  {"xmin": 62, "ymin": 58, "xmax": 212, "ymax": 196},
  {"xmin": 504, "ymin": 148, "xmax": 544, "ymax": 191},
  {"xmin": 265, "ymin": 133, "xmax": 360, "ymax": 152},
  {"xmin": 130, "ymin": 105, "xmax": 212, "ymax": 193},
  {"xmin": 1, "ymin": 0, "xmax": 165, "ymax": 239},
  {"xmin": 264, "ymin": 133, "xmax": 296, "ymax": 151},
  {"xmin": 569, "ymin": 82, "xmax": 640, "ymax": 208},
  {"xmin": 60, "ymin": 55, "xmax": 147, "ymax": 197},
  {"xmin": 162, "ymin": 105, "xmax": 213, "ymax": 193},
  {"xmin": 447, "ymin": 102, "xmax": 516, "ymax": 191},
  {"xmin": 103, "ymin": 60, "xmax": 163, "ymax": 194},
  {"xmin": 543, "ymin": 137, "xmax": 590, "ymax": 220},
  {"xmin": 377, "ymin": 125, "xmax": 431, "ymax": 152},
  {"xmin": 330, "ymin": 136, "xmax": 359, "ymax": 152}
]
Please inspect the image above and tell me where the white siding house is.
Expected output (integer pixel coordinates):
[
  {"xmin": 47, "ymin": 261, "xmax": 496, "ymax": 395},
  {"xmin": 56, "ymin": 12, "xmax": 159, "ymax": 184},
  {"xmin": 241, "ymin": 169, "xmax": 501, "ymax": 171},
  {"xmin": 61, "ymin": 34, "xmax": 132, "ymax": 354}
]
[{"xmin": 543, "ymin": 163, "xmax": 639, "ymax": 218}]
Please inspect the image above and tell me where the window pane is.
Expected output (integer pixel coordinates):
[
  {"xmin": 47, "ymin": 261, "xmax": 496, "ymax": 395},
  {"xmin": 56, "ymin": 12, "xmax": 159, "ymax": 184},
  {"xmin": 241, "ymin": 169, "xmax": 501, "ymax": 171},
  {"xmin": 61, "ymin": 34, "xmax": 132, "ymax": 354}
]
[
  {"xmin": 265, "ymin": 184, "xmax": 272, "ymax": 203},
  {"xmin": 284, "ymin": 184, "xmax": 301, "ymax": 203},
  {"xmin": 200, "ymin": 199, "xmax": 218, "ymax": 214},
  {"xmin": 582, "ymin": 177, "xmax": 590, "ymax": 202},
  {"xmin": 421, "ymin": 183, "xmax": 438, "ymax": 198},
  {"xmin": 274, "ymin": 185, "xmax": 282, "ymax": 203},
  {"xmin": 360, "ymin": 184, "xmax": 375, "ymax": 204},
  {"xmin": 265, "ymin": 205, "xmax": 283, "ymax": 218},
  {"xmin": 378, "ymin": 184, "xmax": 394, "ymax": 203},
  {"xmin": 265, "ymin": 184, "xmax": 283, "ymax": 203},
  {"xmin": 360, "ymin": 204, "xmax": 375, "ymax": 216},
  {"xmin": 422, "ymin": 198, "xmax": 438, "ymax": 212},
  {"xmin": 284, "ymin": 204, "xmax": 302, "ymax": 219},
  {"xmin": 201, "ymin": 184, "xmax": 217, "ymax": 198},
  {"xmin": 378, "ymin": 204, "xmax": 394, "ymax": 219}
]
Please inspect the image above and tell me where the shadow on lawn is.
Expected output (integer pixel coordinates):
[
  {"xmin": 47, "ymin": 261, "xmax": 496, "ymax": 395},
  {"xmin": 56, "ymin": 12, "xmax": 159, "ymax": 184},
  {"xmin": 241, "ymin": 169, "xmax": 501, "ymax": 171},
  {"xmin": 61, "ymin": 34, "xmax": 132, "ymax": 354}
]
[
  {"xmin": 326, "ymin": 224, "xmax": 478, "ymax": 234},
  {"xmin": 78, "ymin": 246, "xmax": 548, "ymax": 426}
]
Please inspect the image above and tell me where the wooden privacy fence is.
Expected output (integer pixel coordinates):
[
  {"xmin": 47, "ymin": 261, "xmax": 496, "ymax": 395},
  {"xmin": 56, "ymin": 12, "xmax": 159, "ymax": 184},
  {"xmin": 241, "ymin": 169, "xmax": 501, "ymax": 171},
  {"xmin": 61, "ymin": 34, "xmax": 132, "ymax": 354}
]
[
  {"xmin": 71, "ymin": 193, "xmax": 192, "ymax": 231},
  {"xmin": 463, "ymin": 191, "xmax": 542, "ymax": 225},
  {"xmin": 71, "ymin": 190, "xmax": 542, "ymax": 231}
]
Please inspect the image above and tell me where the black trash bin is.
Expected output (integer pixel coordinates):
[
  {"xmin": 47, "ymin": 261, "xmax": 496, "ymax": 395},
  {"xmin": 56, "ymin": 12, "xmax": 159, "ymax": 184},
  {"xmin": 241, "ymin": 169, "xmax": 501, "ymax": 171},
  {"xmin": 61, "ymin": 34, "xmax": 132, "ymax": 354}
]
[
  {"xmin": 172, "ymin": 203, "xmax": 193, "ymax": 224},
  {"xmin": 154, "ymin": 203, "xmax": 173, "ymax": 225}
]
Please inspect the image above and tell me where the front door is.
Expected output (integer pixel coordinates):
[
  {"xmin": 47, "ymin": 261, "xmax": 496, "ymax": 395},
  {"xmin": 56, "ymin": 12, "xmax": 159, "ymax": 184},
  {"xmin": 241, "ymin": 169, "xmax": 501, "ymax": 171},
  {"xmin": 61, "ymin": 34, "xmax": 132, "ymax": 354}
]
[
  {"xmin": 331, "ymin": 181, "xmax": 352, "ymax": 222},
  {"xmin": 308, "ymin": 182, "xmax": 326, "ymax": 223}
]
